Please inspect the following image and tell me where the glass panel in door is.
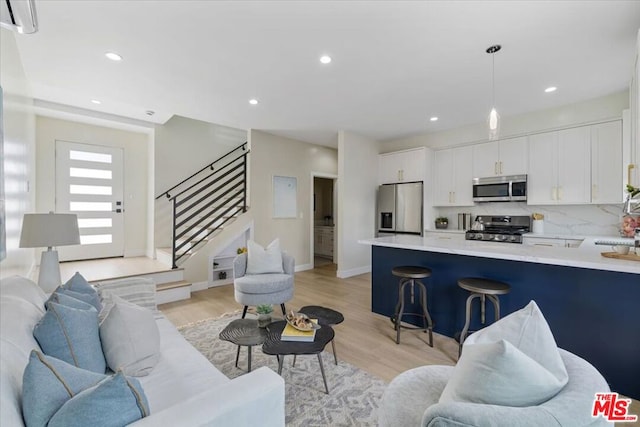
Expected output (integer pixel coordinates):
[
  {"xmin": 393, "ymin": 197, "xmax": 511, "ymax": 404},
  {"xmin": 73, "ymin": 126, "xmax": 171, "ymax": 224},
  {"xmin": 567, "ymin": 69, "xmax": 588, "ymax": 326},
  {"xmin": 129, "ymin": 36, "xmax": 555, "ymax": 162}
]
[{"xmin": 55, "ymin": 140, "xmax": 124, "ymax": 261}]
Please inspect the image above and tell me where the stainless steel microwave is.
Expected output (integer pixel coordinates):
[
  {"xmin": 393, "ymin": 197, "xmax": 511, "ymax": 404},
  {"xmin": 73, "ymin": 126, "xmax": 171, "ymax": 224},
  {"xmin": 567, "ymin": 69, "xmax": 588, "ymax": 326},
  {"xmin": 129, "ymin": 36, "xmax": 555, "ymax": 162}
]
[{"xmin": 472, "ymin": 175, "xmax": 527, "ymax": 202}]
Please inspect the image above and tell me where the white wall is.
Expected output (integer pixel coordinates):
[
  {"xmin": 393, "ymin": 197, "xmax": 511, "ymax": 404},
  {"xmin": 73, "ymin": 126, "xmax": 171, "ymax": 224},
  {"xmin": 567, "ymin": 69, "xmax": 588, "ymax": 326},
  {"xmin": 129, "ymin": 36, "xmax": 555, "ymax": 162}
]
[
  {"xmin": 337, "ymin": 131, "xmax": 379, "ymax": 278},
  {"xmin": 0, "ymin": 29, "xmax": 36, "ymax": 278},
  {"xmin": 35, "ymin": 116, "xmax": 150, "ymax": 257},
  {"xmin": 249, "ymin": 130, "xmax": 338, "ymax": 270},
  {"xmin": 382, "ymin": 91, "xmax": 628, "ymax": 152},
  {"xmin": 153, "ymin": 115, "xmax": 246, "ymax": 248}
]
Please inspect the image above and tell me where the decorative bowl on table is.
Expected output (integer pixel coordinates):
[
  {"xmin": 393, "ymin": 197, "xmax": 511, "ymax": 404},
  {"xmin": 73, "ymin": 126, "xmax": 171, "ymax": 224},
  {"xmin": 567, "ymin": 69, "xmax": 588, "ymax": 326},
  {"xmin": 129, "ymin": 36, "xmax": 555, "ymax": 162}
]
[{"xmin": 285, "ymin": 311, "xmax": 320, "ymax": 331}]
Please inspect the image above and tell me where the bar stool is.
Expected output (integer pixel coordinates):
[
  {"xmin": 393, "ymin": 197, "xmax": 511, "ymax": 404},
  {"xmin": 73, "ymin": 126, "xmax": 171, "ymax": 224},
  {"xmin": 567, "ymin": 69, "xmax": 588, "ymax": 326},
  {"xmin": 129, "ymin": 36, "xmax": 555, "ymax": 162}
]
[
  {"xmin": 457, "ymin": 277, "xmax": 511, "ymax": 356},
  {"xmin": 391, "ymin": 266, "xmax": 433, "ymax": 347}
]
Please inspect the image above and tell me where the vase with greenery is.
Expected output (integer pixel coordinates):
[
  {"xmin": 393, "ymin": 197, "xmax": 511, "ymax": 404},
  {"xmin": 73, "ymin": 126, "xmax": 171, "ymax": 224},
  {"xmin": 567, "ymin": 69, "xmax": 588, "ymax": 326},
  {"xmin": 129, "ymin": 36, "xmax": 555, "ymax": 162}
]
[
  {"xmin": 435, "ymin": 217, "xmax": 449, "ymax": 229},
  {"xmin": 256, "ymin": 304, "xmax": 273, "ymax": 328}
]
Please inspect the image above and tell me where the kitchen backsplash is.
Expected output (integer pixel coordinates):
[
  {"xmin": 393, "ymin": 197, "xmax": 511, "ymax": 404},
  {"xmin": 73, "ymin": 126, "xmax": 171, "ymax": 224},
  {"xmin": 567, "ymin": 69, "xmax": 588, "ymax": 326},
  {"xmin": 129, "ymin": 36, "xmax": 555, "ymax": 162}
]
[{"xmin": 436, "ymin": 203, "xmax": 625, "ymax": 237}]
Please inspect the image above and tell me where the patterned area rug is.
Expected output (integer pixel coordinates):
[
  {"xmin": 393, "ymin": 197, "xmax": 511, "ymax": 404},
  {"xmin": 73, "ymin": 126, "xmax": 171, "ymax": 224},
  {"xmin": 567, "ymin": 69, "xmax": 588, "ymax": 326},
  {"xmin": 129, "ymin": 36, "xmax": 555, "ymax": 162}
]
[{"xmin": 178, "ymin": 314, "xmax": 386, "ymax": 426}]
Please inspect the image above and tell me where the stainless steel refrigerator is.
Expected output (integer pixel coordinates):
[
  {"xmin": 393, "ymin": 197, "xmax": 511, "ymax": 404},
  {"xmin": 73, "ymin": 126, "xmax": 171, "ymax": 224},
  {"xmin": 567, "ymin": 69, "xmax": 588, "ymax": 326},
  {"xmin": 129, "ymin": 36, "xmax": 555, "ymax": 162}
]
[{"xmin": 377, "ymin": 182, "xmax": 423, "ymax": 236}]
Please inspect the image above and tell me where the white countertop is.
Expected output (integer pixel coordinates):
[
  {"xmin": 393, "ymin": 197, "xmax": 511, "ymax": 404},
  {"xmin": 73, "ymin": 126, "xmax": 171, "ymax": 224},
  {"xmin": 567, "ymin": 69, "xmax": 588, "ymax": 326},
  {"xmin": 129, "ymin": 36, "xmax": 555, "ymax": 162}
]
[{"xmin": 359, "ymin": 234, "xmax": 640, "ymax": 274}]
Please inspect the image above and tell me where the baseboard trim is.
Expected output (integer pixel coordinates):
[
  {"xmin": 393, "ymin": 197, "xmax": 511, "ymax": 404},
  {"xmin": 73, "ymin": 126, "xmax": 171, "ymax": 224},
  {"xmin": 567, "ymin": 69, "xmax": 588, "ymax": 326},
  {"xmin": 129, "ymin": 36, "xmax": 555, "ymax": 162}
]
[
  {"xmin": 337, "ymin": 265, "xmax": 371, "ymax": 278},
  {"xmin": 124, "ymin": 250, "xmax": 148, "ymax": 258},
  {"xmin": 295, "ymin": 263, "xmax": 313, "ymax": 272}
]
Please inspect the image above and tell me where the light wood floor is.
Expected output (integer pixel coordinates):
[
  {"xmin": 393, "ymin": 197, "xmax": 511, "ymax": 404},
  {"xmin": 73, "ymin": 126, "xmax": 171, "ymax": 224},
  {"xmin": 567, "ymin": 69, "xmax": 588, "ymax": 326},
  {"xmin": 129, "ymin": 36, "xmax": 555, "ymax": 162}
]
[
  {"xmin": 159, "ymin": 263, "xmax": 640, "ymax": 425},
  {"xmin": 160, "ymin": 263, "xmax": 460, "ymax": 383},
  {"xmin": 64, "ymin": 257, "xmax": 636, "ymax": 423}
]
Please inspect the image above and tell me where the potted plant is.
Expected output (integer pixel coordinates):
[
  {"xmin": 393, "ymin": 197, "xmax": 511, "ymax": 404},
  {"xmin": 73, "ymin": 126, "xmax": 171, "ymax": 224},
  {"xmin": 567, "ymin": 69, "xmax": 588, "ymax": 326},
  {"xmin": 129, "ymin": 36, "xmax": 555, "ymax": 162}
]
[
  {"xmin": 435, "ymin": 217, "xmax": 449, "ymax": 229},
  {"xmin": 256, "ymin": 304, "xmax": 273, "ymax": 328}
]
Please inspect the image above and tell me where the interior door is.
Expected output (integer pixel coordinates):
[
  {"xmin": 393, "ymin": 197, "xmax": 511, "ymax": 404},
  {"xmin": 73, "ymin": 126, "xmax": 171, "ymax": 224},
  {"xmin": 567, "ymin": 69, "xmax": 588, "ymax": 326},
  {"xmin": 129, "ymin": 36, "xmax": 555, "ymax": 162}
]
[{"xmin": 55, "ymin": 140, "xmax": 124, "ymax": 261}]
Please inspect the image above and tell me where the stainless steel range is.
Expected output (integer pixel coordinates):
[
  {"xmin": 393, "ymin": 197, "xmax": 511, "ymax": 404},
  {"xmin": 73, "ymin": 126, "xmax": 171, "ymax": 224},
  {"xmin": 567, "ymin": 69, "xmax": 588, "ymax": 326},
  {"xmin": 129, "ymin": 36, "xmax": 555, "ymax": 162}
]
[{"xmin": 465, "ymin": 215, "xmax": 531, "ymax": 244}]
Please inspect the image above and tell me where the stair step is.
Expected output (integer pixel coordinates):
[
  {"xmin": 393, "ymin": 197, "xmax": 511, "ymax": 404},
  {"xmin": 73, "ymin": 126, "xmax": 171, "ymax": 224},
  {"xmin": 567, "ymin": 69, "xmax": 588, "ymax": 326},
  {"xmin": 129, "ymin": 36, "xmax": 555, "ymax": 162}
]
[
  {"xmin": 157, "ymin": 280, "xmax": 191, "ymax": 291},
  {"xmin": 156, "ymin": 280, "xmax": 192, "ymax": 305}
]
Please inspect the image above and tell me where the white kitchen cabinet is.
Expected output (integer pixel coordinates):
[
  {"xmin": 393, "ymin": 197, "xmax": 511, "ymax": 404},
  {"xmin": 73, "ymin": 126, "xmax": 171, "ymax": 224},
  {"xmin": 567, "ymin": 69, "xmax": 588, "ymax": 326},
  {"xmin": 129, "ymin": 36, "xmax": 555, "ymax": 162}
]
[
  {"xmin": 425, "ymin": 231, "xmax": 466, "ymax": 240},
  {"xmin": 314, "ymin": 226, "xmax": 334, "ymax": 258},
  {"xmin": 591, "ymin": 121, "xmax": 623, "ymax": 204},
  {"xmin": 379, "ymin": 147, "xmax": 426, "ymax": 184},
  {"xmin": 433, "ymin": 146, "xmax": 474, "ymax": 206},
  {"xmin": 523, "ymin": 236, "xmax": 583, "ymax": 248},
  {"xmin": 528, "ymin": 127, "xmax": 591, "ymax": 205},
  {"xmin": 472, "ymin": 137, "xmax": 527, "ymax": 177}
]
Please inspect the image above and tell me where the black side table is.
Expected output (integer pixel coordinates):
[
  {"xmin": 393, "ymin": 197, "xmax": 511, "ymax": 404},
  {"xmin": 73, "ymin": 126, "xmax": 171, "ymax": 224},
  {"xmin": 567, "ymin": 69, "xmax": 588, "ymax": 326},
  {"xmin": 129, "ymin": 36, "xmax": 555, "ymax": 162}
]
[
  {"xmin": 298, "ymin": 305, "xmax": 344, "ymax": 365},
  {"xmin": 219, "ymin": 319, "xmax": 268, "ymax": 372},
  {"xmin": 262, "ymin": 320, "xmax": 335, "ymax": 394}
]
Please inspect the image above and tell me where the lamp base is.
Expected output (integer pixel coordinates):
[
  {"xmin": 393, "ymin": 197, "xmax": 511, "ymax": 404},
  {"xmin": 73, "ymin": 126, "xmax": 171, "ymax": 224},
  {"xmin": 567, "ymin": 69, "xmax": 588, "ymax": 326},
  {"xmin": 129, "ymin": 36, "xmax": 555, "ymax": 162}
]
[{"xmin": 38, "ymin": 250, "xmax": 62, "ymax": 292}]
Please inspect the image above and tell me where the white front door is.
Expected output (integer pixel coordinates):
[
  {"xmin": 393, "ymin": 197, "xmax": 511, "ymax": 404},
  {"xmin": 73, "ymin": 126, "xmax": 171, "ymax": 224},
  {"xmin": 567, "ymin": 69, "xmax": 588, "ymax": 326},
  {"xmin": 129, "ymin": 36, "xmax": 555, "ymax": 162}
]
[{"xmin": 55, "ymin": 140, "xmax": 124, "ymax": 261}]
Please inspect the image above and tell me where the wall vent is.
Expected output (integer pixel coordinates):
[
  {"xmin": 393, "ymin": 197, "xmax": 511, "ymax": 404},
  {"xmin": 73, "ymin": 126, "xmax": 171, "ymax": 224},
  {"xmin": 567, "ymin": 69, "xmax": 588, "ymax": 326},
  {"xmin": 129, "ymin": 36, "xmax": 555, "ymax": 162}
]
[{"xmin": 0, "ymin": 0, "xmax": 38, "ymax": 34}]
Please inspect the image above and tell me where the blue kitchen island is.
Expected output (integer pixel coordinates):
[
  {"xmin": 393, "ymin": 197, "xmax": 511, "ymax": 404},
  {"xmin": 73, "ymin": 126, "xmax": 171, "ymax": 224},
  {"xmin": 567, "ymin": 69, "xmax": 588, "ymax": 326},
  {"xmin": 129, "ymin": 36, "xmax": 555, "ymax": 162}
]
[{"xmin": 361, "ymin": 234, "xmax": 640, "ymax": 400}]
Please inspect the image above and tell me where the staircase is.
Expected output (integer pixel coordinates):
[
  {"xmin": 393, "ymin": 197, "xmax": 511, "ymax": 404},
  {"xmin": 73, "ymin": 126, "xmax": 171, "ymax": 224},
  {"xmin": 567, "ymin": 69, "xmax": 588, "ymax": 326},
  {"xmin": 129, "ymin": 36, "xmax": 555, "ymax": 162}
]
[{"xmin": 156, "ymin": 143, "xmax": 250, "ymax": 269}]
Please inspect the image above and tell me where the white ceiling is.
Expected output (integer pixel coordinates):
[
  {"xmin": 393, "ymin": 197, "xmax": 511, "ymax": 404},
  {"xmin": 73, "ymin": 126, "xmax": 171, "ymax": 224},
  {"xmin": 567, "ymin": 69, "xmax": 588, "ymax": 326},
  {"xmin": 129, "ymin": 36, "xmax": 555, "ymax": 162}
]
[{"xmin": 10, "ymin": 0, "xmax": 640, "ymax": 147}]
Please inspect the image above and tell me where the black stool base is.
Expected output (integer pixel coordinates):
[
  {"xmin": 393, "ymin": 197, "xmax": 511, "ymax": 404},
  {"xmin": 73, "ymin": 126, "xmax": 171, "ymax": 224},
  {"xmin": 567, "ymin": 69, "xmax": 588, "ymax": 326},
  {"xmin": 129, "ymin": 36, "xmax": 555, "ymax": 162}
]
[{"xmin": 392, "ymin": 277, "xmax": 433, "ymax": 347}]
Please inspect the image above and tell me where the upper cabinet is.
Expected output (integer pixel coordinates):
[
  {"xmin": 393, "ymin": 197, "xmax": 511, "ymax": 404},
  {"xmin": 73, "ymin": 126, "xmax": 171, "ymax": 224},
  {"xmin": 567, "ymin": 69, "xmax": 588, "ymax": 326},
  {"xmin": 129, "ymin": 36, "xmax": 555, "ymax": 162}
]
[
  {"xmin": 433, "ymin": 146, "xmax": 474, "ymax": 206},
  {"xmin": 528, "ymin": 126, "xmax": 591, "ymax": 205},
  {"xmin": 379, "ymin": 147, "xmax": 426, "ymax": 184},
  {"xmin": 591, "ymin": 121, "xmax": 623, "ymax": 204},
  {"xmin": 472, "ymin": 136, "xmax": 528, "ymax": 177},
  {"xmin": 528, "ymin": 121, "xmax": 622, "ymax": 205}
]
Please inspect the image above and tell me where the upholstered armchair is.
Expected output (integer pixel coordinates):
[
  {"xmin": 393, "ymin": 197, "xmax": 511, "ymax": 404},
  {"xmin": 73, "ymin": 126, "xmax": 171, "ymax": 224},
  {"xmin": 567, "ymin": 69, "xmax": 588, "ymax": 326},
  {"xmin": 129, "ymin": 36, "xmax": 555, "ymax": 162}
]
[
  {"xmin": 233, "ymin": 251, "xmax": 295, "ymax": 318},
  {"xmin": 379, "ymin": 349, "xmax": 611, "ymax": 427},
  {"xmin": 380, "ymin": 301, "xmax": 612, "ymax": 427}
]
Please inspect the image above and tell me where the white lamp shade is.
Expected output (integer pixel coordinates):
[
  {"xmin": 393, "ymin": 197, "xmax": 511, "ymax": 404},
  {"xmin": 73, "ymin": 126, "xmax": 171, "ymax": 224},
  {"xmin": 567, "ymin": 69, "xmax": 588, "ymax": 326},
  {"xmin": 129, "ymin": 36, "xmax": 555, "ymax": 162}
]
[{"xmin": 19, "ymin": 213, "xmax": 80, "ymax": 248}]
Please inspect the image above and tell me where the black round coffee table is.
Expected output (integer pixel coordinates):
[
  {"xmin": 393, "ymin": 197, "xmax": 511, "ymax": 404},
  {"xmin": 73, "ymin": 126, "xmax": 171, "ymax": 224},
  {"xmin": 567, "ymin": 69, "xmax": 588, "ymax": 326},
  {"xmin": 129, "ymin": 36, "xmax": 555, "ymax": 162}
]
[
  {"xmin": 219, "ymin": 319, "xmax": 268, "ymax": 372},
  {"xmin": 298, "ymin": 305, "xmax": 344, "ymax": 365},
  {"xmin": 262, "ymin": 320, "xmax": 335, "ymax": 394}
]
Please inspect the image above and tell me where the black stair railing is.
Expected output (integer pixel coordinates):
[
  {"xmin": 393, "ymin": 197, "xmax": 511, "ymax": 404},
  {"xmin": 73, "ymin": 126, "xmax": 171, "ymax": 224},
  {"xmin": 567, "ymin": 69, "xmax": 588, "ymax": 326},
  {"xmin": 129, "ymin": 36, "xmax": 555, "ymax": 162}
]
[{"xmin": 156, "ymin": 143, "xmax": 249, "ymax": 268}]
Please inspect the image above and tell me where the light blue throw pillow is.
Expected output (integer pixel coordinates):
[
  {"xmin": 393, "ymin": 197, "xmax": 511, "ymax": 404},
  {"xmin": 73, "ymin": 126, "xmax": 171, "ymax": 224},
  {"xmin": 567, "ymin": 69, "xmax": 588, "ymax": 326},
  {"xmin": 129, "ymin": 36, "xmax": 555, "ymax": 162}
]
[
  {"xmin": 49, "ymin": 290, "xmax": 98, "ymax": 311},
  {"xmin": 63, "ymin": 272, "xmax": 96, "ymax": 295},
  {"xmin": 22, "ymin": 350, "xmax": 106, "ymax": 427},
  {"xmin": 33, "ymin": 301, "xmax": 106, "ymax": 373},
  {"xmin": 51, "ymin": 287, "xmax": 102, "ymax": 312},
  {"xmin": 48, "ymin": 372, "xmax": 150, "ymax": 427}
]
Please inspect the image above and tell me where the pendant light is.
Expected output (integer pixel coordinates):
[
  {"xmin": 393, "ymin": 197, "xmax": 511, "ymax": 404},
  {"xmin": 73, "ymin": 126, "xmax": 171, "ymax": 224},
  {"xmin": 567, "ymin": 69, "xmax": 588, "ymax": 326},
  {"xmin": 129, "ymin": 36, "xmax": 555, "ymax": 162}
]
[{"xmin": 486, "ymin": 44, "xmax": 501, "ymax": 140}]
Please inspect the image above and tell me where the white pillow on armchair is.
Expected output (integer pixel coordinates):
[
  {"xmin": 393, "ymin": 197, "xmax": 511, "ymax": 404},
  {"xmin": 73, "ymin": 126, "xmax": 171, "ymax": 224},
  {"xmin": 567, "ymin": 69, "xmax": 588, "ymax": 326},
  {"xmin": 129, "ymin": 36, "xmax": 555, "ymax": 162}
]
[{"xmin": 246, "ymin": 238, "xmax": 284, "ymax": 274}]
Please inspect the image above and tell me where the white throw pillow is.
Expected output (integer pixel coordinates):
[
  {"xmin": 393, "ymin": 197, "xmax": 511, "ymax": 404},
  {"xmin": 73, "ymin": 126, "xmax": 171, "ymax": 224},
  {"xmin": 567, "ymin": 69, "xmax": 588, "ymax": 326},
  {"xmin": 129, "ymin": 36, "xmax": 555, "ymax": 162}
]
[
  {"xmin": 99, "ymin": 295, "xmax": 160, "ymax": 377},
  {"xmin": 439, "ymin": 300, "xmax": 568, "ymax": 407},
  {"xmin": 464, "ymin": 300, "xmax": 568, "ymax": 383},
  {"xmin": 95, "ymin": 277, "xmax": 157, "ymax": 314},
  {"xmin": 440, "ymin": 340, "xmax": 567, "ymax": 406},
  {"xmin": 246, "ymin": 238, "xmax": 284, "ymax": 274}
]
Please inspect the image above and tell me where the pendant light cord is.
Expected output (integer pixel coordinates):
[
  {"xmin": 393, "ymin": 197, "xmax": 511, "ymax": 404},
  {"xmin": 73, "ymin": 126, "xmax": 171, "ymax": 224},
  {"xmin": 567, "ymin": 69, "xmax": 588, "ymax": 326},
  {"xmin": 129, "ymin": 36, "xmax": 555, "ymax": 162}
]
[{"xmin": 492, "ymin": 52, "xmax": 495, "ymax": 107}]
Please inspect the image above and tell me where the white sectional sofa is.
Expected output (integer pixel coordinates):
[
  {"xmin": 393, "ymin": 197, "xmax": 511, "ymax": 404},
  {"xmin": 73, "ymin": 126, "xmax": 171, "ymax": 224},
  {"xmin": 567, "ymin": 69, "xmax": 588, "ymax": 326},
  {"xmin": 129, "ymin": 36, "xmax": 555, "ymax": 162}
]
[{"xmin": 0, "ymin": 275, "xmax": 285, "ymax": 426}]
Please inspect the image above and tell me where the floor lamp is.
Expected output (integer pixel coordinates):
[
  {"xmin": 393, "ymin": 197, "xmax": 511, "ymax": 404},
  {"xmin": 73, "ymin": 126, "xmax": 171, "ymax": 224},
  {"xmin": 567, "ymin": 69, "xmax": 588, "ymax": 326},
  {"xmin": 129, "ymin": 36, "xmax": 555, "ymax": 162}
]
[{"xmin": 19, "ymin": 212, "xmax": 80, "ymax": 292}]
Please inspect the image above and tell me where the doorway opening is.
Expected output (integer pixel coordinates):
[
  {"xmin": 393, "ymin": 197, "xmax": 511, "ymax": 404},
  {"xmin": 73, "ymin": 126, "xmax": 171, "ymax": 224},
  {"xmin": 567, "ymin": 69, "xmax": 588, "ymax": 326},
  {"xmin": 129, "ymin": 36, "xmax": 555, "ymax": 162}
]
[{"xmin": 311, "ymin": 174, "xmax": 337, "ymax": 269}]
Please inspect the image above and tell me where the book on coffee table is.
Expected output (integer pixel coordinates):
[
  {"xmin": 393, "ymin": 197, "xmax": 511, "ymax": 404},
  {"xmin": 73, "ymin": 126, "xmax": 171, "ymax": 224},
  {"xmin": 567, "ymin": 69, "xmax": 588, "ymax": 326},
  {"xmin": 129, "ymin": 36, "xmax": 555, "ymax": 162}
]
[{"xmin": 281, "ymin": 319, "xmax": 318, "ymax": 342}]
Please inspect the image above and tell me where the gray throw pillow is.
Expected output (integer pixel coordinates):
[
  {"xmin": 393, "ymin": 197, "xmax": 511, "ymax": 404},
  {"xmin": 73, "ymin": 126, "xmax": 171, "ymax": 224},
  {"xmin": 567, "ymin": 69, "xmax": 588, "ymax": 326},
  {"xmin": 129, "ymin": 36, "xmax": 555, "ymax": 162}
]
[
  {"xmin": 33, "ymin": 301, "xmax": 106, "ymax": 373},
  {"xmin": 99, "ymin": 294, "xmax": 161, "ymax": 376}
]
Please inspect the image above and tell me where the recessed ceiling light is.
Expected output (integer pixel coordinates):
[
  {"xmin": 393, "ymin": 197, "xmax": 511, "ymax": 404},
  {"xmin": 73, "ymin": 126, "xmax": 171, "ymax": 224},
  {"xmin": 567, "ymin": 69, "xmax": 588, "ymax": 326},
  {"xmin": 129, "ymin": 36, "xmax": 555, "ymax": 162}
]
[
  {"xmin": 545, "ymin": 86, "xmax": 557, "ymax": 93},
  {"xmin": 105, "ymin": 52, "xmax": 122, "ymax": 61},
  {"xmin": 320, "ymin": 55, "xmax": 332, "ymax": 64},
  {"xmin": 91, "ymin": 100, "xmax": 101, "ymax": 105},
  {"xmin": 430, "ymin": 116, "xmax": 438, "ymax": 122},
  {"xmin": 249, "ymin": 99, "xmax": 259, "ymax": 105}
]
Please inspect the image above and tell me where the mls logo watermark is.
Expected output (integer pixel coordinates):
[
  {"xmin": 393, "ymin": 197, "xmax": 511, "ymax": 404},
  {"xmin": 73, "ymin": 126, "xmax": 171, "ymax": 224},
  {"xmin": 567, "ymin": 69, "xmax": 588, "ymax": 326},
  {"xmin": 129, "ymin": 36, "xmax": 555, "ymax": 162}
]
[{"xmin": 592, "ymin": 393, "xmax": 638, "ymax": 422}]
